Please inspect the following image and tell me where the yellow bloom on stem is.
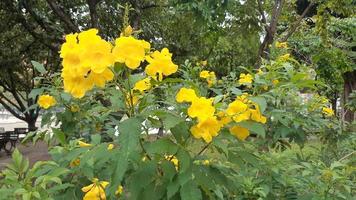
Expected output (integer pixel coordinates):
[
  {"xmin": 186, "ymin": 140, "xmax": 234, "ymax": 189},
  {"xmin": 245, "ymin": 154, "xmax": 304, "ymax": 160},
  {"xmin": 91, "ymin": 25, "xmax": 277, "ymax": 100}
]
[
  {"xmin": 145, "ymin": 48, "xmax": 178, "ymax": 81},
  {"xmin": 165, "ymin": 155, "xmax": 179, "ymax": 170},
  {"xmin": 200, "ymin": 71, "xmax": 216, "ymax": 87},
  {"xmin": 115, "ymin": 185, "xmax": 124, "ymax": 196},
  {"xmin": 226, "ymin": 99, "xmax": 248, "ymax": 116},
  {"xmin": 250, "ymin": 109, "xmax": 267, "ymax": 124},
  {"xmin": 202, "ymin": 160, "xmax": 210, "ymax": 165},
  {"xmin": 229, "ymin": 126, "xmax": 250, "ymax": 141},
  {"xmin": 278, "ymin": 53, "xmax": 290, "ymax": 61},
  {"xmin": 107, "ymin": 144, "xmax": 114, "ymax": 150},
  {"xmin": 238, "ymin": 73, "xmax": 253, "ymax": 85},
  {"xmin": 217, "ymin": 111, "xmax": 232, "ymax": 126},
  {"xmin": 190, "ymin": 116, "xmax": 221, "ymax": 143},
  {"xmin": 257, "ymin": 68, "xmax": 264, "ymax": 75},
  {"xmin": 70, "ymin": 158, "xmax": 80, "ymax": 167},
  {"xmin": 78, "ymin": 141, "xmax": 92, "ymax": 147},
  {"xmin": 81, "ymin": 178, "xmax": 109, "ymax": 200},
  {"xmin": 272, "ymin": 79, "xmax": 279, "ymax": 85},
  {"xmin": 199, "ymin": 70, "xmax": 211, "ymax": 79},
  {"xmin": 122, "ymin": 25, "xmax": 133, "ymax": 36},
  {"xmin": 275, "ymin": 41, "xmax": 288, "ymax": 48},
  {"xmin": 112, "ymin": 36, "xmax": 150, "ymax": 69},
  {"xmin": 201, "ymin": 60, "xmax": 208, "ymax": 66},
  {"xmin": 188, "ymin": 97, "xmax": 215, "ymax": 122},
  {"xmin": 322, "ymin": 107, "xmax": 334, "ymax": 117},
  {"xmin": 38, "ymin": 95, "xmax": 56, "ymax": 109},
  {"xmin": 176, "ymin": 88, "xmax": 197, "ymax": 103},
  {"xmin": 133, "ymin": 77, "xmax": 151, "ymax": 92},
  {"xmin": 60, "ymin": 29, "xmax": 114, "ymax": 98}
]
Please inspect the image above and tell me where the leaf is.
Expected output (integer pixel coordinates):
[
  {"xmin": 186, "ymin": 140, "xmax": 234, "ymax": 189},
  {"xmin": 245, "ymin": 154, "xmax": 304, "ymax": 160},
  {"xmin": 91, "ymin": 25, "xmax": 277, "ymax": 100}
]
[
  {"xmin": 237, "ymin": 121, "xmax": 266, "ymax": 138},
  {"xmin": 171, "ymin": 122, "xmax": 190, "ymax": 145},
  {"xmin": 249, "ymin": 96, "xmax": 267, "ymax": 113},
  {"xmin": 31, "ymin": 61, "xmax": 46, "ymax": 74},
  {"xmin": 180, "ymin": 180, "xmax": 202, "ymax": 200},
  {"xmin": 109, "ymin": 117, "xmax": 143, "ymax": 195},
  {"xmin": 153, "ymin": 110, "xmax": 184, "ymax": 131},
  {"xmin": 52, "ymin": 128, "xmax": 66, "ymax": 146}
]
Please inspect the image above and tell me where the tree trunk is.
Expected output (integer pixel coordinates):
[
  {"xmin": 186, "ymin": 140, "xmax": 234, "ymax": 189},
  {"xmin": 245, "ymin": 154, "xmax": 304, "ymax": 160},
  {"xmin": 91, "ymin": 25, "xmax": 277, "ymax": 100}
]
[
  {"xmin": 26, "ymin": 116, "xmax": 38, "ymax": 131},
  {"xmin": 343, "ymin": 70, "xmax": 356, "ymax": 122}
]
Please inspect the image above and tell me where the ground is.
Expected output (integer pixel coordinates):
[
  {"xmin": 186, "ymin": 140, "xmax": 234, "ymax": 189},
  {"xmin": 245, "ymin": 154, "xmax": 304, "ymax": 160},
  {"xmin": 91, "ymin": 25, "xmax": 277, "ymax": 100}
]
[{"xmin": 0, "ymin": 141, "xmax": 50, "ymax": 170}]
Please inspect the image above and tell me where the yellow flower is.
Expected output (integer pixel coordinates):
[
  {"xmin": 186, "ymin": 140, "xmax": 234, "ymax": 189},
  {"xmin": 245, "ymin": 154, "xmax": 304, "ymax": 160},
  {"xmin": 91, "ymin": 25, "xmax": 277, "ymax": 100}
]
[
  {"xmin": 226, "ymin": 98, "xmax": 251, "ymax": 122},
  {"xmin": 217, "ymin": 111, "xmax": 232, "ymax": 126},
  {"xmin": 165, "ymin": 155, "xmax": 179, "ymax": 170},
  {"xmin": 188, "ymin": 97, "xmax": 215, "ymax": 122},
  {"xmin": 226, "ymin": 99, "xmax": 248, "ymax": 116},
  {"xmin": 107, "ymin": 144, "xmax": 114, "ymax": 150},
  {"xmin": 176, "ymin": 88, "xmax": 198, "ymax": 103},
  {"xmin": 38, "ymin": 95, "xmax": 56, "ymax": 109},
  {"xmin": 322, "ymin": 107, "xmax": 334, "ymax": 117},
  {"xmin": 250, "ymin": 109, "xmax": 267, "ymax": 124},
  {"xmin": 133, "ymin": 78, "xmax": 151, "ymax": 92},
  {"xmin": 238, "ymin": 73, "xmax": 253, "ymax": 85},
  {"xmin": 145, "ymin": 48, "xmax": 178, "ymax": 81},
  {"xmin": 257, "ymin": 68, "xmax": 264, "ymax": 75},
  {"xmin": 70, "ymin": 105, "xmax": 80, "ymax": 113},
  {"xmin": 81, "ymin": 178, "xmax": 109, "ymax": 200},
  {"xmin": 272, "ymin": 79, "xmax": 279, "ymax": 85},
  {"xmin": 122, "ymin": 25, "xmax": 133, "ymax": 36},
  {"xmin": 199, "ymin": 70, "xmax": 211, "ymax": 79},
  {"xmin": 78, "ymin": 141, "xmax": 92, "ymax": 147},
  {"xmin": 229, "ymin": 126, "xmax": 250, "ymax": 141},
  {"xmin": 60, "ymin": 29, "xmax": 114, "ymax": 98},
  {"xmin": 70, "ymin": 158, "xmax": 80, "ymax": 167},
  {"xmin": 190, "ymin": 116, "xmax": 221, "ymax": 143},
  {"xmin": 263, "ymin": 85, "xmax": 268, "ymax": 91},
  {"xmin": 112, "ymin": 36, "xmax": 150, "ymax": 69},
  {"xmin": 275, "ymin": 41, "xmax": 288, "ymax": 48},
  {"xmin": 200, "ymin": 71, "xmax": 216, "ymax": 87},
  {"xmin": 202, "ymin": 160, "xmax": 210, "ymax": 165},
  {"xmin": 115, "ymin": 185, "xmax": 124, "ymax": 196},
  {"xmin": 278, "ymin": 53, "xmax": 290, "ymax": 61}
]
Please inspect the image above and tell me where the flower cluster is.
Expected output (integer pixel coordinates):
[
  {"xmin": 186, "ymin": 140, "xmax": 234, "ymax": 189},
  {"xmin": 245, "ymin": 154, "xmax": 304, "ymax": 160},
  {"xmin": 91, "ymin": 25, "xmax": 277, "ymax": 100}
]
[
  {"xmin": 37, "ymin": 94, "xmax": 56, "ymax": 109},
  {"xmin": 176, "ymin": 88, "xmax": 221, "ymax": 143},
  {"xmin": 60, "ymin": 28, "xmax": 177, "ymax": 99},
  {"xmin": 200, "ymin": 70, "xmax": 216, "ymax": 87},
  {"xmin": 275, "ymin": 41, "xmax": 288, "ymax": 48},
  {"xmin": 238, "ymin": 73, "xmax": 253, "ymax": 85},
  {"xmin": 177, "ymin": 89, "xmax": 267, "ymax": 143},
  {"xmin": 322, "ymin": 107, "xmax": 334, "ymax": 117}
]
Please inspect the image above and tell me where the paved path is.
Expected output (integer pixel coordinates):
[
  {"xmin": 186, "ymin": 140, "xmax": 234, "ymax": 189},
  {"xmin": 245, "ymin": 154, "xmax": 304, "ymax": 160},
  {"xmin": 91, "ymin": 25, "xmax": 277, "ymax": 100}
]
[{"xmin": 0, "ymin": 141, "xmax": 50, "ymax": 170}]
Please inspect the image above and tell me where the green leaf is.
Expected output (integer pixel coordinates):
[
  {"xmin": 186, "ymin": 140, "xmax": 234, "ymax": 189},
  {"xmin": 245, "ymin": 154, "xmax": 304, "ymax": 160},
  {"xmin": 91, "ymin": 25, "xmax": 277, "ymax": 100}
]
[
  {"xmin": 171, "ymin": 122, "xmax": 190, "ymax": 145},
  {"xmin": 110, "ymin": 117, "xmax": 143, "ymax": 195},
  {"xmin": 31, "ymin": 61, "xmax": 46, "ymax": 74},
  {"xmin": 180, "ymin": 180, "xmax": 202, "ymax": 200},
  {"xmin": 249, "ymin": 96, "xmax": 267, "ymax": 113},
  {"xmin": 237, "ymin": 121, "xmax": 266, "ymax": 138},
  {"xmin": 52, "ymin": 128, "xmax": 66, "ymax": 146},
  {"xmin": 153, "ymin": 110, "xmax": 184, "ymax": 131}
]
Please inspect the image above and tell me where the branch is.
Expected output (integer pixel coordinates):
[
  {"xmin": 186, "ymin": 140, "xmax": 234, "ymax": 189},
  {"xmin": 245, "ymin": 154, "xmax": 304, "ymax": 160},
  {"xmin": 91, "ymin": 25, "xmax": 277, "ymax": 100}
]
[
  {"xmin": 0, "ymin": 98, "xmax": 25, "ymax": 120},
  {"xmin": 0, "ymin": 92, "xmax": 22, "ymax": 111},
  {"xmin": 87, "ymin": 0, "xmax": 101, "ymax": 28},
  {"xmin": 46, "ymin": 0, "xmax": 79, "ymax": 32},
  {"xmin": 3, "ymin": 0, "xmax": 59, "ymax": 51},
  {"xmin": 281, "ymin": 2, "xmax": 315, "ymax": 42},
  {"xmin": 257, "ymin": 0, "xmax": 267, "ymax": 28},
  {"xmin": 20, "ymin": 0, "xmax": 54, "ymax": 33},
  {"xmin": 256, "ymin": 0, "xmax": 284, "ymax": 64}
]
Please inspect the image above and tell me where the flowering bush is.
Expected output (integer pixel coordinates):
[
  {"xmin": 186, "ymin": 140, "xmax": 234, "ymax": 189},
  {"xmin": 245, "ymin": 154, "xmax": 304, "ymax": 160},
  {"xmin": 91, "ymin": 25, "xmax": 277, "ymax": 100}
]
[{"xmin": 0, "ymin": 27, "xmax": 346, "ymax": 200}]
